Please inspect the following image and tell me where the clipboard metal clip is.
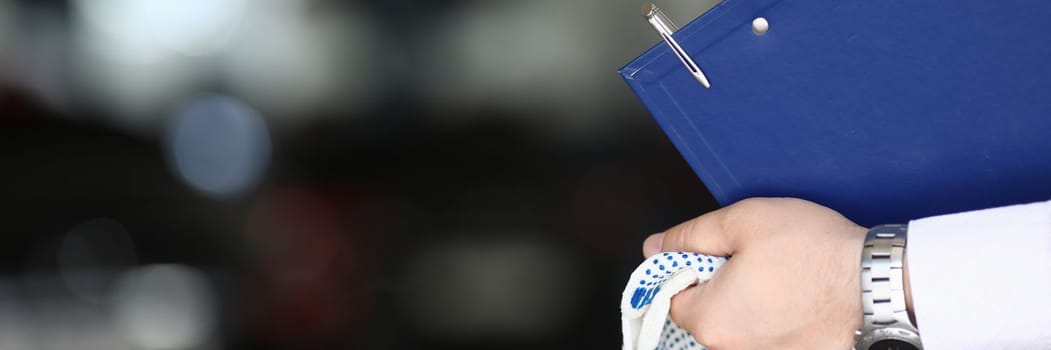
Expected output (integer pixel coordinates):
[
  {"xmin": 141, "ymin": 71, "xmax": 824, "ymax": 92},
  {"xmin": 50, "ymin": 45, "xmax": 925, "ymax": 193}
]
[{"xmin": 642, "ymin": 3, "xmax": 711, "ymax": 88}]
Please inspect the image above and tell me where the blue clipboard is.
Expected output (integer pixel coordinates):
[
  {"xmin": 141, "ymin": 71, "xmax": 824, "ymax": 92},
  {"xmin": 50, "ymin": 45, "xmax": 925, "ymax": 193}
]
[{"xmin": 622, "ymin": 0, "xmax": 1051, "ymax": 226}]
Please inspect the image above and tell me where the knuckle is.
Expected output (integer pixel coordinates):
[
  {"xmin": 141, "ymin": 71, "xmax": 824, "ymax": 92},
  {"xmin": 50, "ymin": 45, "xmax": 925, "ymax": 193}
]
[
  {"xmin": 723, "ymin": 197, "xmax": 817, "ymax": 235},
  {"xmin": 675, "ymin": 219, "xmax": 698, "ymax": 251},
  {"xmin": 722, "ymin": 198, "xmax": 772, "ymax": 232},
  {"xmin": 728, "ymin": 197, "xmax": 784, "ymax": 216}
]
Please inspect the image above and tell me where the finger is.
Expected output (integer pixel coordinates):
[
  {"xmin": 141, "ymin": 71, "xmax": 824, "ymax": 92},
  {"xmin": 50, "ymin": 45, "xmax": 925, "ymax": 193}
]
[
  {"xmin": 643, "ymin": 233, "xmax": 664, "ymax": 257},
  {"xmin": 669, "ymin": 282, "xmax": 707, "ymax": 333},
  {"xmin": 660, "ymin": 208, "xmax": 736, "ymax": 257}
]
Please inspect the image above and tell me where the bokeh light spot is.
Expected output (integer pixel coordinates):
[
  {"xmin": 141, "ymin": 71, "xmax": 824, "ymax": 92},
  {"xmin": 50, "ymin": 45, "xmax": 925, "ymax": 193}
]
[
  {"xmin": 112, "ymin": 264, "xmax": 217, "ymax": 350},
  {"xmin": 166, "ymin": 94, "xmax": 271, "ymax": 199},
  {"xmin": 59, "ymin": 218, "xmax": 137, "ymax": 303},
  {"xmin": 403, "ymin": 235, "xmax": 578, "ymax": 340},
  {"xmin": 73, "ymin": 0, "xmax": 245, "ymax": 62}
]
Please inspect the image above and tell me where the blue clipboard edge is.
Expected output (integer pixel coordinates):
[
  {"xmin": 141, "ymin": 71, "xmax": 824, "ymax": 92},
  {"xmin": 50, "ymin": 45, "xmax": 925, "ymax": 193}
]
[
  {"xmin": 620, "ymin": 0, "xmax": 1051, "ymax": 224},
  {"xmin": 620, "ymin": 0, "xmax": 783, "ymax": 84},
  {"xmin": 619, "ymin": 0, "xmax": 785, "ymax": 205}
]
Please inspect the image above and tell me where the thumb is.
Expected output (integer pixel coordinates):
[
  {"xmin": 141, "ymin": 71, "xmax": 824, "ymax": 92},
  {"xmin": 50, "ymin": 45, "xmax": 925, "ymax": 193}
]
[
  {"xmin": 668, "ymin": 282, "xmax": 707, "ymax": 336},
  {"xmin": 645, "ymin": 208, "xmax": 737, "ymax": 258}
]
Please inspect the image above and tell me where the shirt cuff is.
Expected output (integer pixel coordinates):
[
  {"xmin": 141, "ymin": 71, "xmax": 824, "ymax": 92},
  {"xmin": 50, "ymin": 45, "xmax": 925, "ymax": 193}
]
[{"xmin": 907, "ymin": 200, "xmax": 1051, "ymax": 349}]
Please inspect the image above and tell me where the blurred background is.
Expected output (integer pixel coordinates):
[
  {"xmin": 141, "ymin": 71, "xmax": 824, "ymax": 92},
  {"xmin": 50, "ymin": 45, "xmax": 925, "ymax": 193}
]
[{"xmin": 0, "ymin": 0, "xmax": 722, "ymax": 349}]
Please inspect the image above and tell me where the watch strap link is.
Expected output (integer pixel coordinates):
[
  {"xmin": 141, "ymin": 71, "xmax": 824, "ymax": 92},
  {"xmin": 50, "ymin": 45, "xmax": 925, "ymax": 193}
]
[{"xmin": 861, "ymin": 224, "xmax": 913, "ymax": 332}]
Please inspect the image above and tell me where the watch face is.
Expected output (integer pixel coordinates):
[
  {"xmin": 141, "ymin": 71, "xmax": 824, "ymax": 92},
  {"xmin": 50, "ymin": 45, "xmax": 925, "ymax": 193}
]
[{"xmin": 870, "ymin": 339, "xmax": 920, "ymax": 350}]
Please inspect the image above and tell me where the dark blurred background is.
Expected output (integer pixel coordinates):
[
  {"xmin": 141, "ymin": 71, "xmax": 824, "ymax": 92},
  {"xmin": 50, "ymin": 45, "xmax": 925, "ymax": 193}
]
[{"xmin": 0, "ymin": 0, "xmax": 721, "ymax": 349}]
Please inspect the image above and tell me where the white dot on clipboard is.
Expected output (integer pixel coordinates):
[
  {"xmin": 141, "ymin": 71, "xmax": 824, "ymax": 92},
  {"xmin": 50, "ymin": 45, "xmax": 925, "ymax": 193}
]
[{"xmin": 752, "ymin": 17, "xmax": 769, "ymax": 35}]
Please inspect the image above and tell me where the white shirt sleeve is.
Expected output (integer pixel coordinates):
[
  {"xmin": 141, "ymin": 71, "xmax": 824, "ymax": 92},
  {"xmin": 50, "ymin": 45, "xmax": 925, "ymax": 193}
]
[{"xmin": 907, "ymin": 199, "xmax": 1051, "ymax": 349}]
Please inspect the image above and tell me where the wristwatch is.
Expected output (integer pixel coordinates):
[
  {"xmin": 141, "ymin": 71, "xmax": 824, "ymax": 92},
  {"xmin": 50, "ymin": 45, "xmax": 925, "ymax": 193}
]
[{"xmin": 855, "ymin": 224, "xmax": 923, "ymax": 350}]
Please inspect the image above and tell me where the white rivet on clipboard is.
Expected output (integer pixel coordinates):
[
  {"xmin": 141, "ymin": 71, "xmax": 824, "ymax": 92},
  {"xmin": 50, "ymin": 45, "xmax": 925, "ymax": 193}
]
[
  {"xmin": 642, "ymin": 3, "xmax": 711, "ymax": 88},
  {"xmin": 752, "ymin": 17, "xmax": 769, "ymax": 35}
]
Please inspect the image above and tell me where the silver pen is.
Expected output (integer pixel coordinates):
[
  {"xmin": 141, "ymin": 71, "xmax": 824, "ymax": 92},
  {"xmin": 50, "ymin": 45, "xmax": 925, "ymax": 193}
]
[{"xmin": 642, "ymin": 3, "xmax": 711, "ymax": 88}]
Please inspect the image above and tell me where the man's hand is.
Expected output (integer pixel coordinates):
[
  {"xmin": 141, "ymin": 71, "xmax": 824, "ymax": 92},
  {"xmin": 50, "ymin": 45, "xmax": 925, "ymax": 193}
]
[{"xmin": 642, "ymin": 198, "xmax": 871, "ymax": 350}]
